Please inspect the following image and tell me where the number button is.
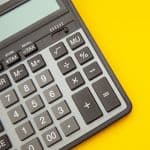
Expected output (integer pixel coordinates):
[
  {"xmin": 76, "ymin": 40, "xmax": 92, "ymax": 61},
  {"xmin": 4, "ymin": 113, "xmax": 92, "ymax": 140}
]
[
  {"xmin": 42, "ymin": 127, "xmax": 61, "ymax": 147},
  {"xmin": 18, "ymin": 79, "xmax": 36, "ymax": 98},
  {"xmin": 0, "ymin": 74, "xmax": 11, "ymax": 92},
  {"xmin": 0, "ymin": 90, "xmax": 19, "ymax": 108},
  {"xmin": 25, "ymin": 95, "xmax": 45, "ymax": 114},
  {"xmin": 21, "ymin": 138, "xmax": 43, "ymax": 150},
  {"xmin": 57, "ymin": 57, "xmax": 76, "ymax": 75},
  {"xmin": 52, "ymin": 101, "xmax": 71, "ymax": 120},
  {"xmin": 43, "ymin": 85, "xmax": 62, "ymax": 104},
  {"xmin": 15, "ymin": 121, "xmax": 35, "ymax": 141},
  {"xmin": 60, "ymin": 117, "xmax": 80, "ymax": 137},
  {"xmin": 8, "ymin": 105, "xmax": 27, "ymax": 124},
  {"xmin": 36, "ymin": 70, "xmax": 54, "ymax": 88},
  {"xmin": 34, "ymin": 111, "xmax": 53, "ymax": 130}
]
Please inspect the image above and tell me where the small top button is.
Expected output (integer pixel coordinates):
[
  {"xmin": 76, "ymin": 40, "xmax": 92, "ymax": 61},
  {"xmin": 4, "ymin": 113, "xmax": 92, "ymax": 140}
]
[
  {"xmin": 5, "ymin": 53, "xmax": 20, "ymax": 67},
  {"xmin": 0, "ymin": 74, "xmax": 11, "ymax": 92},
  {"xmin": 67, "ymin": 32, "xmax": 85, "ymax": 50},
  {"xmin": 22, "ymin": 43, "xmax": 38, "ymax": 57}
]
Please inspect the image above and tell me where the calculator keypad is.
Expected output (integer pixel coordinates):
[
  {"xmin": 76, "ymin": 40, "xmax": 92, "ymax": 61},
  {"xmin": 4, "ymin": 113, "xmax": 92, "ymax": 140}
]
[{"xmin": 0, "ymin": 29, "xmax": 126, "ymax": 149}]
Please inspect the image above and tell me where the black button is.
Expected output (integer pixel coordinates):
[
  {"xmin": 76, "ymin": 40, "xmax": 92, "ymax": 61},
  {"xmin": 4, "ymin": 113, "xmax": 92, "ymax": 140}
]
[
  {"xmin": 0, "ymin": 121, "xmax": 4, "ymax": 133},
  {"xmin": 22, "ymin": 43, "xmax": 38, "ymax": 57},
  {"xmin": 93, "ymin": 77, "xmax": 121, "ymax": 112},
  {"xmin": 10, "ymin": 64, "xmax": 29, "ymax": 82},
  {"xmin": 83, "ymin": 62, "xmax": 103, "ymax": 80},
  {"xmin": 0, "ymin": 74, "xmax": 11, "ymax": 92},
  {"xmin": 0, "ymin": 63, "xmax": 3, "ymax": 72},
  {"xmin": 75, "ymin": 47, "xmax": 93, "ymax": 65},
  {"xmin": 0, "ymin": 134, "xmax": 12, "ymax": 150},
  {"xmin": 5, "ymin": 53, "xmax": 20, "ymax": 67},
  {"xmin": 50, "ymin": 42, "xmax": 68, "ymax": 60},
  {"xmin": 72, "ymin": 88, "xmax": 103, "ymax": 124},
  {"xmin": 28, "ymin": 55, "xmax": 46, "ymax": 73},
  {"xmin": 66, "ymin": 72, "xmax": 85, "ymax": 91},
  {"xmin": 67, "ymin": 32, "xmax": 85, "ymax": 50},
  {"xmin": 57, "ymin": 57, "xmax": 76, "ymax": 75}
]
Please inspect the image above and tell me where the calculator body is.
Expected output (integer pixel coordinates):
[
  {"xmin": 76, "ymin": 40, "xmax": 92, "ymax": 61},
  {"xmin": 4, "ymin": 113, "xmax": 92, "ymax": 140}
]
[{"xmin": 0, "ymin": 0, "xmax": 132, "ymax": 150}]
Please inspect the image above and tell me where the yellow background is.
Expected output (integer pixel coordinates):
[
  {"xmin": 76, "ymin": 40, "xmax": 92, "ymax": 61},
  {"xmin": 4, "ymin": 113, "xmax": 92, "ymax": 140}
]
[{"xmin": 72, "ymin": 0, "xmax": 150, "ymax": 149}]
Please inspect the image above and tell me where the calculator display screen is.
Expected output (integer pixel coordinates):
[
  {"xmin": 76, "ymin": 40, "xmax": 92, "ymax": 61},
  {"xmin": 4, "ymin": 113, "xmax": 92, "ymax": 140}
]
[{"xmin": 0, "ymin": 0, "xmax": 60, "ymax": 42}]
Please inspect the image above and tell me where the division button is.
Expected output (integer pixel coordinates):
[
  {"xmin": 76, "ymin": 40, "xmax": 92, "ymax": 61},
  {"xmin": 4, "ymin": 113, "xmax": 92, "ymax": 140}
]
[
  {"xmin": 10, "ymin": 64, "xmax": 28, "ymax": 83},
  {"xmin": 72, "ymin": 88, "xmax": 103, "ymax": 124},
  {"xmin": 93, "ymin": 77, "xmax": 121, "ymax": 112},
  {"xmin": 67, "ymin": 32, "xmax": 85, "ymax": 50},
  {"xmin": 0, "ymin": 134, "xmax": 12, "ymax": 150},
  {"xmin": 60, "ymin": 117, "xmax": 80, "ymax": 137},
  {"xmin": 0, "ymin": 74, "xmax": 11, "ymax": 92},
  {"xmin": 50, "ymin": 42, "xmax": 68, "ymax": 60}
]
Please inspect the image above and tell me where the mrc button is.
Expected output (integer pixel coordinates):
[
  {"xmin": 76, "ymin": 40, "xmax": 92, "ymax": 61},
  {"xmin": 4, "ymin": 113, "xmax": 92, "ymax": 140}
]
[
  {"xmin": 0, "ymin": 74, "xmax": 11, "ymax": 92},
  {"xmin": 67, "ymin": 32, "xmax": 85, "ymax": 50}
]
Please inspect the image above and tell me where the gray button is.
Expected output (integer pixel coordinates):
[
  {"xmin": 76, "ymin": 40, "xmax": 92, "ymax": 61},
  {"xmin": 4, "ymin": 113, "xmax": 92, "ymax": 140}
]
[
  {"xmin": 21, "ymin": 138, "xmax": 43, "ymax": 150},
  {"xmin": 0, "ymin": 90, "xmax": 19, "ymax": 108},
  {"xmin": 67, "ymin": 32, "xmax": 85, "ymax": 50},
  {"xmin": 75, "ymin": 47, "xmax": 93, "ymax": 65},
  {"xmin": 50, "ymin": 42, "xmax": 68, "ymax": 60},
  {"xmin": 10, "ymin": 64, "xmax": 28, "ymax": 83},
  {"xmin": 25, "ymin": 95, "xmax": 45, "ymax": 114},
  {"xmin": 36, "ymin": 69, "xmax": 54, "ymax": 88},
  {"xmin": 28, "ymin": 55, "xmax": 46, "ymax": 73},
  {"xmin": 60, "ymin": 117, "xmax": 80, "ymax": 137},
  {"xmin": 34, "ymin": 111, "xmax": 53, "ymax": 130},
  {"xmin": 0, "ymin": 74, "xmax": 11, "ymax": 92},
  {"xmin": 42, "ymin": 127, "xmax": 61, "ymax": 147},
  {"xmin": 83, "ymin": 62, "xmax": 103, "ymax": 80},
  {"xmin": 52, "ymin": 101, "xmax": 71, "ymax": 120},
  {"xmin": 8, "ymin": 105, "xmax": 27, "ymax": 124},
  {"xmin": 43, "ymin": 85, "xmax": 62, "ymax": 104},
  {"xmin": 66, "ymin": 72, "xmax": 85, "ymax": 91},
  {"xmin": 57, "ymin": 57, "xmax": 76, "ymax": 75},
  {"xmin": 18, "ymin": 79, "xmax": 36, "ymax": 98},
  {"xmin": 93, "ymin": 77, "xmax": 121, "ymax": 112},
  {"xmin": 15, "ymin": 121, "xmax": 35, "ymax": 141}
]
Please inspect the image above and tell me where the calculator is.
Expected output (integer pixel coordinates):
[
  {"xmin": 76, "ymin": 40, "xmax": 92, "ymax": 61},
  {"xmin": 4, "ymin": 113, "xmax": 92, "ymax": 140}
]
[{"xmin": 0, "ymin": 0, "xmax": 132, "ymax": 150}]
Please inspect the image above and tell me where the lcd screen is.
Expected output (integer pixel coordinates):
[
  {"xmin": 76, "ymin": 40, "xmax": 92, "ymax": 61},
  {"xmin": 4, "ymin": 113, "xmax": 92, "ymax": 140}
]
[{"xmin": 0, "ymin": 0, "xmax": 60, "ymax": 42}]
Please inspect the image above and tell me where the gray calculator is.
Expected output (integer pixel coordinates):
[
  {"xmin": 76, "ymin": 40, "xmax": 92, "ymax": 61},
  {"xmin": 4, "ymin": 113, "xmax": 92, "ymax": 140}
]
[{"xmin": 0, "ymin": 0, "xmax": 132, "ymax": 149}]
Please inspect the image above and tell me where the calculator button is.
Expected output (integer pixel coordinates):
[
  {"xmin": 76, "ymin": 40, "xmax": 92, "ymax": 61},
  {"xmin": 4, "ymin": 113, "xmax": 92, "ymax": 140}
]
[
  {"xmin": 42, "ymin": 127, "xmax": 61, "ymax": 147},
  {"xmin": 15, "ymin": 121, "xmax": 35, "ymax": 141},
  {"xmin": 0, "ymin": 90, "xmax": 19, "ymax": 108},
  {"xmin": 43, "ymin": 85, "xmax": 62, "ymax": 104},
  {"xmin": 34, "ymin": 111, "xmax": 53, "ymax": 130},
  {"xmin": 0, "ymin": 63, "xmax": 3, "ymax": 72},
  {"xmin": 75, "ymin": 47, "xmax": 93, "ymax": 65},
  {"xmin": 8, "ymin": 105, "xmax": 27, "ymax": 124},
  {"xmin": 67, "ymin": 32, "xmax": 85, "ymax": 50},
  {"xmin": 25, "ymin": 95, "xmax": 45, "ymax": 114},
  {"xmin": 93, "ymin": 77, "xmax": 121, "ymax": 112},
  {"xmin": 72, "ymin": 88, "xmax": 103, "ymax": 124},
  {"xmin": 22, "ymin": 43, "xmax": 38, "ymax": 57},
  {"xmin": 0, "ymin": 134, "xmax": 12, "ymax": 150},
  {"xmin": 58, "ymin": 57, "xmax": 76, "ymax": 75},
  {"xmin": 0, "ymin": 121, "xmax": 4, "ymax": 133},
  {"xmin": 83, "ymin": 62, "xmax": 103, "ymax": 80},
  {"xmin": 18, "ymin": 79, "xmax": 36, "ymax": 98},
  {"xmin": 60, "ymin": 117, "xmax": 80, "ymax": 137},
  {"xmin": 28, "ymin": 55, "xmax": 46, "ymax": 73},
  {"xmin": 66, "ymin": 72, "xmax": 85, "ymax": 91},
  {"xmin": 0, "ymin": 74, "xmax": 11, "ymax": 92},
  {"xmin": 5, "ymin": 53, "xmax": 20, "ymax": 67},
  {"xmin": 21, "ymin": 138, "xmax": 43, "ymax": 150},
  {"xmin": 36, "ymin": 69, "xmax": 54, "ymax": 88},
  {"xmin": 10, "ymin": 64, "xmax": 28, "ymax": 83},
  {"xmin": 52, "ymin": 101, "xmax": 71, "ymax": 120},
  {"xmin": 50, "ymin": 42, "xmax": 68, "ymax": 60}
]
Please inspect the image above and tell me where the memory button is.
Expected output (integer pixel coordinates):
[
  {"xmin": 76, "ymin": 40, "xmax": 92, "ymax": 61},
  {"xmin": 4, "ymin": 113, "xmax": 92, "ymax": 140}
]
[{"xmin": 0, "ymin": 74, "xmax": 11, "ymax": 92}]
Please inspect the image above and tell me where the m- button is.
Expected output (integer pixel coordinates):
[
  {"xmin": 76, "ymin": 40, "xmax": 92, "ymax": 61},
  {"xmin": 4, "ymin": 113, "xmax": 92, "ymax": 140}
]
[{"xmin": 67, "ymin": 32, "xmax": 85, "ymax": 50}]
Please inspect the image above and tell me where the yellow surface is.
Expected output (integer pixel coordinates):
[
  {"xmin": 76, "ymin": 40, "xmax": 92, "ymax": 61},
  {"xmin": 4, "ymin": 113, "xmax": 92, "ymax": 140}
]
[{"xmin": 72, "ymin": 0, "xmax": 150, "ymax": 149}]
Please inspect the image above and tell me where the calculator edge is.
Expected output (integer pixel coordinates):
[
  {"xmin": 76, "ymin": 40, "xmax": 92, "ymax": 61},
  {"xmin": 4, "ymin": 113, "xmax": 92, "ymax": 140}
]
[{"xmin": 61, "ymin": 0, "xmax": 132, "ymax": 149}]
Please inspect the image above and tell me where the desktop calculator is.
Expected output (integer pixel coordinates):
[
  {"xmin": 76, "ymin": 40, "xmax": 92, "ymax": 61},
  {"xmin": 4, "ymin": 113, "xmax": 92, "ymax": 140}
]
[{"xmin": 0, "ymin": 0, "xmax": 132, "ymax": 149}]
